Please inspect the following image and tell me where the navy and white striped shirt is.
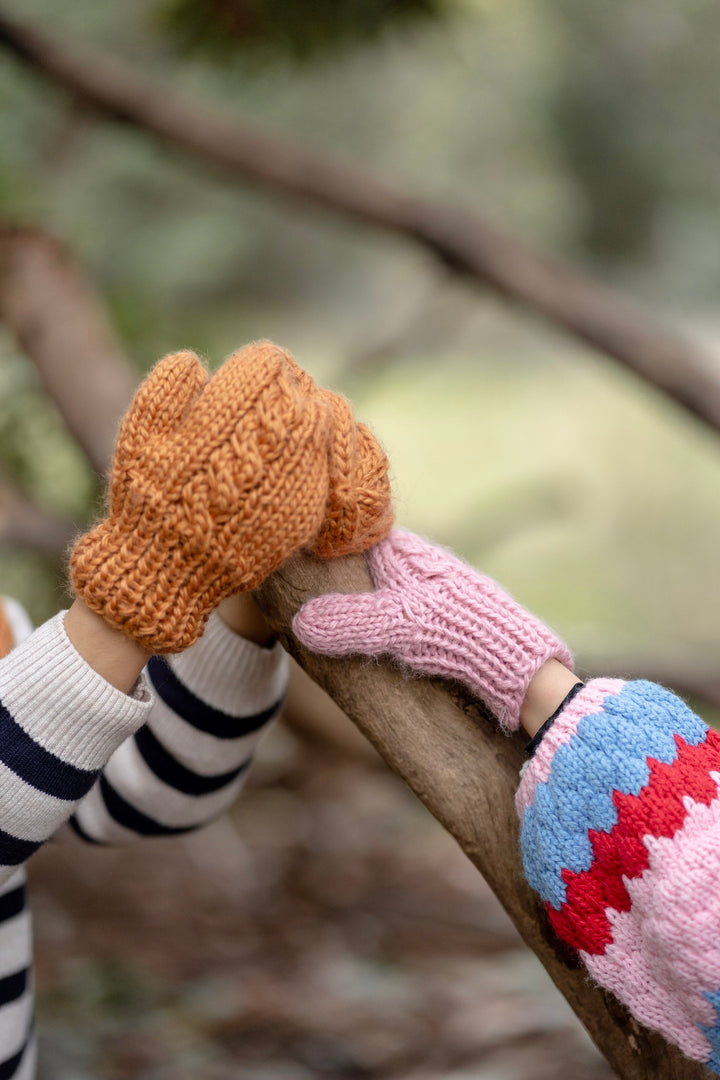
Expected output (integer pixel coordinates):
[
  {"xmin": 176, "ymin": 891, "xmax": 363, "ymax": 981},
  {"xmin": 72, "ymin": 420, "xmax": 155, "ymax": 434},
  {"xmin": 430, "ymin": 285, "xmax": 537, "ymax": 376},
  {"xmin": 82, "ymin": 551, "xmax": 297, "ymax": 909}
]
[{"xmin": 0, "ymin": 602, "xmax": 287, "ymax": 1077}]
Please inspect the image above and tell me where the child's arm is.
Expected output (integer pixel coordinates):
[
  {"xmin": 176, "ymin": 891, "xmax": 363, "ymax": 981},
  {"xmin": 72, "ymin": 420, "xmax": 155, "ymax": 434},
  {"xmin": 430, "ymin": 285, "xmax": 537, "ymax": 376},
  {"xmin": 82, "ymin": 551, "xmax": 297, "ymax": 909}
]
[
  {"xmin": 68, "ymin": 595, "xmax": 288, "ymax": 844},
  {"xmin": 518, "ymin": 659, "xmax": 580, "ymax": 737},
  {"xmin": 293, "ymin": 529, "xmax": 720, "ymax": 1074},
  {"xmin": 0, "ymin": 600, "xmax": 152, "ymax": 886},
  {"xmin": 64, "ymin": 598, "xmax": 151, "ymax": 693},
  {"xmin": 0, "ymin": 591, "xmax": 279, "ymax": 1074},
  {"xmin": 0, "ymin": 599, "xmax": 151, "ymax": 1080}
]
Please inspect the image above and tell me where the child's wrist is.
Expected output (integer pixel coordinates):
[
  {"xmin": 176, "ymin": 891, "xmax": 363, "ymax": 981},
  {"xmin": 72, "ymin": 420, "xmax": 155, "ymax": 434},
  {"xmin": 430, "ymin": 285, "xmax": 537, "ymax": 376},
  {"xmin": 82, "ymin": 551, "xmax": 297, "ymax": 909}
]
[
  {"xmin": 64, "ymin": 598, "xmax": 152, "ymax": 693},
  {"xmin": 216, "ymin": 593, "xmax": 276, "ymax": 648},
  {"xmin": 519, "ymin": 659, "xmax": 581, "ymax": 738}
]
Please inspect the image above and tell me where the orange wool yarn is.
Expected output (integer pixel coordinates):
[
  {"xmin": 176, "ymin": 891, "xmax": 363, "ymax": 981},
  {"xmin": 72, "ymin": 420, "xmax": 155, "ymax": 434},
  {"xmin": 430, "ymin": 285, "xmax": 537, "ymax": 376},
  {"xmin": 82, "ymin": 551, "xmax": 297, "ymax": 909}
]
[
  {"xmin": 0, "ymin": 602, "xmax": 13, "ymax": 659},
  {"xmin": 70, "ymin": 340, "xmax": 393, "ymax": 653},
  {"xmin": 310, "ymin": 389, "xmax": 394, "ymax": 559}
]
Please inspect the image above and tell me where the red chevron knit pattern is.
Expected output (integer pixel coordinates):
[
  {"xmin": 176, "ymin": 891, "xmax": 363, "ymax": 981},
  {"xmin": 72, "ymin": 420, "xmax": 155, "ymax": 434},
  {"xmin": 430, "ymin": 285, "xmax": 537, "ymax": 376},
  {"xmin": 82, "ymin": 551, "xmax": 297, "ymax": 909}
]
[{"xmin": 70, "ymin": 340, "xmax": 393, "ymax": 653}]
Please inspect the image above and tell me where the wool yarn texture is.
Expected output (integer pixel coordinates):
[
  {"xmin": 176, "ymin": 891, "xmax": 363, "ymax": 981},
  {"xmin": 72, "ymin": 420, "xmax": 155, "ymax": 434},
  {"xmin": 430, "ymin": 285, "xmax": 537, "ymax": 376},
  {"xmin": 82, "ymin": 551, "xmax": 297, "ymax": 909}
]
[
  {"xmin": 293, "ymin": 528, "xmax": 572, "ymax": 730},
  {"xmin": 311, "ymin": 389, "xmax": 394, "ymax": 559},
  {"xmin": 517, "ymin": 680, "xmax": 720, "ymax": 1071},
  {"xmin": 71, "ymin": 340, "xmax": 393, "ymax": 654},
  {"xmin": 0, "ymin": 602, "xmax": 13, "ymax": 661}
]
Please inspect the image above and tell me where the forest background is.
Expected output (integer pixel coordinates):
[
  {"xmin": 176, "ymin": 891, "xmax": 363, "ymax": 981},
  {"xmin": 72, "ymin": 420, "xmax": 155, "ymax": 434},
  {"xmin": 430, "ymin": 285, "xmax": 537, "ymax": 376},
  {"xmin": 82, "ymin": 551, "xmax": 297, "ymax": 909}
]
[{"xmin": 1, "ymin": 1, "xmax": 720, "ymax": 1077}]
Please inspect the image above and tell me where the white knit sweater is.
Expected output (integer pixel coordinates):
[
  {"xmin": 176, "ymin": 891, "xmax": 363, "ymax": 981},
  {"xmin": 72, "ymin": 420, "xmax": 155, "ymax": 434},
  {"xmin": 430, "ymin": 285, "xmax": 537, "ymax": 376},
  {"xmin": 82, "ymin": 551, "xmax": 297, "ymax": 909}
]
[{"xmin": 0, "ymin": 601, "xmax": 288, "ymax": 1078}]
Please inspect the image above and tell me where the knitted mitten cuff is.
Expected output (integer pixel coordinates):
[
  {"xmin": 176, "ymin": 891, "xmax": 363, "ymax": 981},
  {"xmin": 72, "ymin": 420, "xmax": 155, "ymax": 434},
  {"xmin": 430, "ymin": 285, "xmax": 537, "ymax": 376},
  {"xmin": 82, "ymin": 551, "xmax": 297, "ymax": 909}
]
[
  {"xmin": 294, "ymin": 529, "xmax": 572, "ymax": 731},
  {"xmin": 516, "ymin": 677, "xmax": 720, "ymax": 1070}
]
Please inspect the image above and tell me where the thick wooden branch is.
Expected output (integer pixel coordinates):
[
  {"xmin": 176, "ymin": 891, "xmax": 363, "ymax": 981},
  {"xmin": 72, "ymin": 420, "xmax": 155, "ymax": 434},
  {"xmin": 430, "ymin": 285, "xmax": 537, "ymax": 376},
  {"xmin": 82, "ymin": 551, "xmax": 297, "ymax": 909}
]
[
  {"xmin": 0, "ymin": 226, "xmax": 137, "ymax": 475},
  {"xmin": 0, "ymin": 475, "xmax": 76, "ymax": 555},
  {"xmin": 255, "ymin": 551, "xmax": 708, "ymax": 1080},
  {"xmin": 2, "ymin": 11, "xmax": 720, "ymax": 432}
]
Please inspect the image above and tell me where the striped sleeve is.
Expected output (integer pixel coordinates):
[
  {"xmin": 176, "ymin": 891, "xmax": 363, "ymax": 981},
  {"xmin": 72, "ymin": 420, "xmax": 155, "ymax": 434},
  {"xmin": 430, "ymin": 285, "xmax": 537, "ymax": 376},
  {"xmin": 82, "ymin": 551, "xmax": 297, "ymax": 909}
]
[
  {"xmin": 69, "ymin": 613, "xmax": 287, "ymax": 844},
  {"xmin": 0, "ymin": 869, "xmax": 35, "ymax": 1080},
  {"xmin": 516, "ymin": 678, "xmax": 720, "ymax": 1072},
  {"xmin": 0, "ymin": 611, "xmax": 151, "ymax": 885},
  {"xmin": 0, "ymin": 599, "xmax": 152, "ymax": 1079}
]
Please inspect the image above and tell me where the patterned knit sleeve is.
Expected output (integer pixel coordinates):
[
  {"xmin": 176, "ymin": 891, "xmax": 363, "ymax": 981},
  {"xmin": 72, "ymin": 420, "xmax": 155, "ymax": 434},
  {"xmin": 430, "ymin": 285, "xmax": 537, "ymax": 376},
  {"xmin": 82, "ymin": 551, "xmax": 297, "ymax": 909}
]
[
  {"xmin": 515, "ymin": 678, "xmax": 720, "ymax": 1073},
  {"xmin": 68, "ymin": 613, "xmax": 287, "ymax": 844}
]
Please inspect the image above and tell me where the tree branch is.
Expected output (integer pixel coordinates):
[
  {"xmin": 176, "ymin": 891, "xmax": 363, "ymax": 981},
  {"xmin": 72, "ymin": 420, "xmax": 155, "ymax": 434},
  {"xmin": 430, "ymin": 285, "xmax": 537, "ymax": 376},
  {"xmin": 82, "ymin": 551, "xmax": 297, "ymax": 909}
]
[
  {"xmin": 2, "ymin": 11, "xmax": 720, "ymax": 432},
  {"xmin": 0, "ymin": 226, "xmax": 138, "ymax": 475},
  {"xmin": 254, "ymin": 551, "xmax": 708, "ymax": 1080},
  {"xmin": 0, "ymin": 475, "xmax": 76, "ymax": 555}
]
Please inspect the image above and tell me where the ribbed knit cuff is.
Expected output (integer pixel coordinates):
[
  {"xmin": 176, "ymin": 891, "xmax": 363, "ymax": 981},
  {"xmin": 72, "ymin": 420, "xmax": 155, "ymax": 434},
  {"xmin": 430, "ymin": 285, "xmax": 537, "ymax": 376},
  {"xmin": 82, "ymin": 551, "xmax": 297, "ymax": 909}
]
[
  {"xmin": 426, "ymin": 571, "xmax": 573, "ymax": 734},
  {"xmin": 468, "ymin": 627, "xmax": 573, "ymax": 733},
  {"xmin": 0, "ymin": 611, "xmax": 152, "ymax": 772},
  {"xmin": 168, "ymin": 611, "xmax": 288, "ymax": 715}
]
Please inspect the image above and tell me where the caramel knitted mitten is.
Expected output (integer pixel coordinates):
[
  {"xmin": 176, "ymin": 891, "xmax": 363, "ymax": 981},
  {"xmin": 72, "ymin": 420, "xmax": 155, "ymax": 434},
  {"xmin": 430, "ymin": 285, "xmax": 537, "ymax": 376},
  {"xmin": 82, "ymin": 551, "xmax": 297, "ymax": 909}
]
[
  {"xmin": 71, "ymin": 341, "xmax": 393, "ymax": 653},
  {"xmin": 311, "ymin": 389, "xmax": 394, "ymax": 559},
  {"xmin": 273, "ymin": 351, "xmax": 394, "ymax": 558},
  {"xmin": 293, "ymin": 528, "xmax": 572, "ymax": 730},
  {"xmin": 71, "ymin": 342, "xmax": 332, "ymax": 653}
]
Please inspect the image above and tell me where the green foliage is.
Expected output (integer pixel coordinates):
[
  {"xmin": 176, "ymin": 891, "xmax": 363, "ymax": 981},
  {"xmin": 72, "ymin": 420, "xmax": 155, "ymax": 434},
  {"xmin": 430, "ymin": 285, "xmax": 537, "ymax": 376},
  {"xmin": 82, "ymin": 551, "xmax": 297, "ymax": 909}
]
[{"xmin": 157, "ymin": 0, "xmax": 449, "ymax": 64}]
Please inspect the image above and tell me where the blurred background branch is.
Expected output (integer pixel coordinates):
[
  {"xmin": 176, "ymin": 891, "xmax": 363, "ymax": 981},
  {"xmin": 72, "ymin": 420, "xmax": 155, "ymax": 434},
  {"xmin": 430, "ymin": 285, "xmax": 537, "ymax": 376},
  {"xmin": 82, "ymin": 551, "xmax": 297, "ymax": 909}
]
[
  {"xmin": 2, "ymin": 10, "xmax": 720, "ymax": 433},
  {"xmin": 0, "ymin": 225, "xmax": 136, "ymax": 473},
  {"xmin": 0, "ymin": 472, "xmax": 75, "ymax": 553}
]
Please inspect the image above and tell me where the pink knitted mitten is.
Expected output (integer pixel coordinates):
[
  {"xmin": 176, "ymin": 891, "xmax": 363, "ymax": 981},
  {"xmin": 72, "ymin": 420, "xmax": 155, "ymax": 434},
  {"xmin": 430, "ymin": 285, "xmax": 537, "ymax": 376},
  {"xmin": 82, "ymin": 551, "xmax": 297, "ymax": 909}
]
[{"xmin": 293, "ymin": 529, "xmax": 572, "ymax": 730}]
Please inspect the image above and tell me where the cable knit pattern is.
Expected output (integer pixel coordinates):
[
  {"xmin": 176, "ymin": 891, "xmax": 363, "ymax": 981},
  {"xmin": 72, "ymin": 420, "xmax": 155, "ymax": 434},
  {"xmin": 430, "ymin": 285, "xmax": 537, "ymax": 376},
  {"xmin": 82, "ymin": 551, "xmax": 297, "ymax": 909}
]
[
  {"xmin": 310, "ymin": 390, "xmax": 394, "ymax": 559},
  {"xmin": 516, "ymin": 678, "xmax": 720, "ymax": 1071},
  {"xmin": 71, "ymin": 340, "xmax": 393, "ymax": 653},
  {"xmin": 293, "ymin": 529, "xmax": 572, "ymax": 730}
]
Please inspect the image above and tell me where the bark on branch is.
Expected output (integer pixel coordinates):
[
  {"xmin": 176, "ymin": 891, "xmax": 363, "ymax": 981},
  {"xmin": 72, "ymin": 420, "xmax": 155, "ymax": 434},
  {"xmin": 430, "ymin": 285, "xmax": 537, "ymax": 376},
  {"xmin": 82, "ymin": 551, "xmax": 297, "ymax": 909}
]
[
  {"xmin": 255, "ymin": 552, "xmax": 708, "ymax": 1080},
  {"xmin": 2, "ymin": 11, "xmax": 720, "ymax": 432},
  {"xmin": 0, "ymin": 226, "xmax": 138, "ymax": 475}
]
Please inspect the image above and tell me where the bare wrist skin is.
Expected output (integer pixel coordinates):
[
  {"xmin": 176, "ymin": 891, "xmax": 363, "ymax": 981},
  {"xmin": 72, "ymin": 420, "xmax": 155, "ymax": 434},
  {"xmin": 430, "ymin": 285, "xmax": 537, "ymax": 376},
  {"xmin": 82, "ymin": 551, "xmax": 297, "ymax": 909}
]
[
  {"xmin": 216, "ymin": 593, "xmax": 276, "ymax": 647},
  {"xmin": 519, "ymin": 659, "xmax": 580, "ymax": 738},
  {"xmin": 64, "ymin": 598, "xmax": 152, "ymax": 694}
]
